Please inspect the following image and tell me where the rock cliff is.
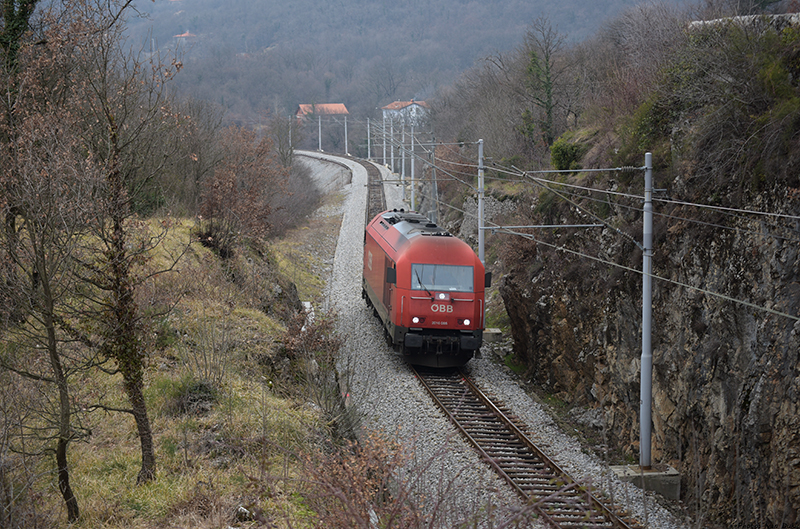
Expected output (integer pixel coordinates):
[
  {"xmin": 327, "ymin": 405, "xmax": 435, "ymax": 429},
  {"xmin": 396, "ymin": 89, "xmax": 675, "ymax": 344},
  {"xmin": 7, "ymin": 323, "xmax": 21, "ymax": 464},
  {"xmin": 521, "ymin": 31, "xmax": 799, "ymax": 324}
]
[{"xmin": 483, "ymin": 177, "xmax": 799, "ymax": 526}]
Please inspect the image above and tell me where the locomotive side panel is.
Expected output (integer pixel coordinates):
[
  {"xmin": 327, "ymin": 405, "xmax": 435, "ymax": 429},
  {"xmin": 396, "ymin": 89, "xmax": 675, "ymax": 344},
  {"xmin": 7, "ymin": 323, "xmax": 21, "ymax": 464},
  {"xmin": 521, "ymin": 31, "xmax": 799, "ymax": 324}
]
[{"xmin": 362, "ymin": 230, "xmax": 394, "ymax": 331}]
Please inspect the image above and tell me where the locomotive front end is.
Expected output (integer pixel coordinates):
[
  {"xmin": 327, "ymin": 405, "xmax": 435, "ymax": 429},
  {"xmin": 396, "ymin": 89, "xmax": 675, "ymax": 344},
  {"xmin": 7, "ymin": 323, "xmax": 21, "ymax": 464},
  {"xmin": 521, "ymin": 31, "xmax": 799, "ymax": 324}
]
[{"xmin": 393, "ymin": 236, "xmax": 488, "ymax": 368}]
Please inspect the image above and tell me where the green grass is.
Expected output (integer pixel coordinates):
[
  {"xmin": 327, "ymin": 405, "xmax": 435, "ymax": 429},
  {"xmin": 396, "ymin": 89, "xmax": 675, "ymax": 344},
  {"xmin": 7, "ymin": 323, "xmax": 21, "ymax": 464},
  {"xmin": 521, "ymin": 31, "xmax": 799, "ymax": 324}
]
[{"xmin": 503, "ymin": 354, "xmax": 526, "ymax": 375}]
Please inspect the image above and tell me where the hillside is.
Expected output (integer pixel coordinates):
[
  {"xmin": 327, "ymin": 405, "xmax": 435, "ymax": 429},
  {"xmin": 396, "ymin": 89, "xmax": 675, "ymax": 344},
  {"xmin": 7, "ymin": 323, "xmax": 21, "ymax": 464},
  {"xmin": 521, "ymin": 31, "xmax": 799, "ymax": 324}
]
[{"xmin": 125, "ymin": 0, "xmax": 683, "ymax": 121}]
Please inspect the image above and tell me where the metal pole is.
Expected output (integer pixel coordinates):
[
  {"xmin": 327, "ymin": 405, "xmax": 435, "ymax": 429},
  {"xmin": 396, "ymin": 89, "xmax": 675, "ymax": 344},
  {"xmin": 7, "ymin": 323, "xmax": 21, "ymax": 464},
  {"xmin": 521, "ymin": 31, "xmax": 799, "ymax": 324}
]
[
  {"xmin": 481, "ymin": 224, "xmax": 604, "ymax": 230},
  {"xmin": 411, "ymin": 124, "xmax": 415, "ymax": 211},
  {"xmin": 640, "ymin": 151, "xmax": 653, "ymax": 470},
  {"xmin": 344, "ymin": 115, "xmax": 348, "ymax": 155},
  {"xmin": 478, "ymin": 139, "xmax": 485, "ymax": 264},
  {"xmin": 401, "ymin": 126, "xmax": 406, "ymax": 179},
  {"xmin": 382, "ymin": 115, "xmax": 386, "ymax": 165},
  {"xmin": 390, "ymin": 118, "xmax": 395, "ymax": 174},
  {"xmin": 431, "ymin": 137, "xmax": 438, "ymax": 223},
  {"xmin": 367, "ymin": 118, "xmax": 371, "ymax": 160},
  {"xmin": 318, "ymin": 114, "xmax": 322, "ymax": 151}
]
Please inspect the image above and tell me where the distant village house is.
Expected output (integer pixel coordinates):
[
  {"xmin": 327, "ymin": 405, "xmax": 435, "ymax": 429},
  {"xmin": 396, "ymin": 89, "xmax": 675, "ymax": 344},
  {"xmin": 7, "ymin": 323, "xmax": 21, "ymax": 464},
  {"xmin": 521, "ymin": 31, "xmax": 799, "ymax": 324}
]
[
  {"xmin": 295, "ymin": 103, "xmax": 349, "ymax": 121},
  {"xmin": 381, "ymin": 100, "xmax": 430, "ymax": 127},
  {"xmin": 295, "ymin": 103, "xmax": 350, "ymax": 153}
]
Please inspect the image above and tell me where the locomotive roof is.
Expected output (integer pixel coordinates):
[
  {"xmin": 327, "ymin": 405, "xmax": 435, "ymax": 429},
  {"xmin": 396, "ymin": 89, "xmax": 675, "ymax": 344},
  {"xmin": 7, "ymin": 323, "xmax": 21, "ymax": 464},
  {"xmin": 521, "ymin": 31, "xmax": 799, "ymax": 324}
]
[{"xmin": 378, "ymin": 209, "xmax": 451, "ymax": 238}]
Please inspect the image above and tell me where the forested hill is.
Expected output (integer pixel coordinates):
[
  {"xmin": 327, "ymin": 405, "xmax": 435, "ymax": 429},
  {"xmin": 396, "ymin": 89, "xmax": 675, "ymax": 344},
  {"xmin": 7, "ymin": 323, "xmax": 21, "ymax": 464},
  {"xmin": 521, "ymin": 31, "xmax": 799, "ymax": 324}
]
[{"xmin": 125, "ymin": 0, "xmax": 680, "ymax": 121}]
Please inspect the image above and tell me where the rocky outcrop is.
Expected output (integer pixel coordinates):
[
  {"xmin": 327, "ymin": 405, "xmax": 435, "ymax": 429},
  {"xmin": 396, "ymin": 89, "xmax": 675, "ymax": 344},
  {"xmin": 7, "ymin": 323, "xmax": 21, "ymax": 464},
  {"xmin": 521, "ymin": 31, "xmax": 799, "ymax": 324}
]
[{"xmin": 490, "ymin": 181, "xmax": 800, "ymax": 527}]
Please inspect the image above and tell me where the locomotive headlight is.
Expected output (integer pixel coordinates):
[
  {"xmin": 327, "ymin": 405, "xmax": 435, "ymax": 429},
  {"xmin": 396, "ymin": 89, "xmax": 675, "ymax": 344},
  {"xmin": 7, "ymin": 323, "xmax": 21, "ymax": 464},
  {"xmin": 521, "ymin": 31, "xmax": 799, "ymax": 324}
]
[
  {"xmin": 412, "ymin": 316, "xmax": 420, "ymax": 324},
  {"xmin": 438, "ymin": 293, "xmax": 446, "ymax": 300},
  {"xmin": 463, "ymin": 318, "xmax": 471, "ymax": 326}
]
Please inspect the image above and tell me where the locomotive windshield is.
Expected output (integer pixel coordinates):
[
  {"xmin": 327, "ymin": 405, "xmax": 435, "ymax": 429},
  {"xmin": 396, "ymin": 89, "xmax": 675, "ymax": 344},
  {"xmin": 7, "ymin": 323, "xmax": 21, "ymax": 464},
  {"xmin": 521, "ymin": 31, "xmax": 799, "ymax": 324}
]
[{"xmin": 411, "ymin": 264, "xmax": 474, "ymax": 292}]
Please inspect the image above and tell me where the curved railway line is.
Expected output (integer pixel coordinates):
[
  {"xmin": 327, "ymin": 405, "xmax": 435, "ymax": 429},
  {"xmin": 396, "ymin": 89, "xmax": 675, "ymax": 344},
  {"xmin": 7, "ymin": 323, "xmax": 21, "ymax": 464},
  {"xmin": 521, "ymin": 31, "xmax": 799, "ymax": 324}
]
[{"xmin": 343, "ymin": 153, "xmax": 646, "ymax": 529}]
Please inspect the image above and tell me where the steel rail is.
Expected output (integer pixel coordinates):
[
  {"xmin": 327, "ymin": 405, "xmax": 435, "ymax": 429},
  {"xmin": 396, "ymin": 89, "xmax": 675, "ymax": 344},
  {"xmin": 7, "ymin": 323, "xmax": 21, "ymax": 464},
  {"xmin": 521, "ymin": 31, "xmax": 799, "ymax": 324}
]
[
  {"xmin": 412, "ymin": 366, "xmax": 640, "ymax": 529},
  {"xmin": 459, "ymin": 370, "xmax": 636, "ymax": 529}
]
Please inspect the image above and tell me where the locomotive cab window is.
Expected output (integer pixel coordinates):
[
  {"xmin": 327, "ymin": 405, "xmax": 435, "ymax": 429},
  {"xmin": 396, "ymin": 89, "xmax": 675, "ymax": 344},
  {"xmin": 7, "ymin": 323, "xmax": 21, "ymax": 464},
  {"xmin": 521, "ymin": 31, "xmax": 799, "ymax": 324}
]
[{"xmin": 411, "ymin": 264, "xmax": 474, "ymax": 292}]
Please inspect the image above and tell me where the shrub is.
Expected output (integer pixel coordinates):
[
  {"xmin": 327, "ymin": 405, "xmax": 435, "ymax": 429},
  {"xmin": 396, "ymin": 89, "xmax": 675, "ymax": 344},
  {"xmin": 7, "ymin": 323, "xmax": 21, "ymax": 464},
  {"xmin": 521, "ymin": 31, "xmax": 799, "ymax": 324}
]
[
  {"xmin": 198, "ymin": 126, "xmax": 288, "ymax": 259},
  {"xmin": 550, "ymin": 136, "xmax": 584, "ymax": 170},
  {"xmin": 166, "ymin": 376, "xmax": 219, "ymax": 416}
]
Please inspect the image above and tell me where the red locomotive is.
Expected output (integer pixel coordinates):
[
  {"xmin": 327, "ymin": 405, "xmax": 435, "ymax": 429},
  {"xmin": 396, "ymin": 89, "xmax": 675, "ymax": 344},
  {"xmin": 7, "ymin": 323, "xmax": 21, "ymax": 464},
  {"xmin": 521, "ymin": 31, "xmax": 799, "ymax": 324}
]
[{"xmin": 362, "ymin": 209, "xmax": 491, "ymax": 367}]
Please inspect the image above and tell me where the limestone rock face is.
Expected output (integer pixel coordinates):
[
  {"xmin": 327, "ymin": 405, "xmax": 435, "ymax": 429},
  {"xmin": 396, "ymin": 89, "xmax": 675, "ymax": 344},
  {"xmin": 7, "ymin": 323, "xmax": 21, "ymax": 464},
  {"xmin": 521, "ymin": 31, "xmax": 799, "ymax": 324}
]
[{"xmin": 491, "ymin": 183, "xmax": 799, "ymax": 526}]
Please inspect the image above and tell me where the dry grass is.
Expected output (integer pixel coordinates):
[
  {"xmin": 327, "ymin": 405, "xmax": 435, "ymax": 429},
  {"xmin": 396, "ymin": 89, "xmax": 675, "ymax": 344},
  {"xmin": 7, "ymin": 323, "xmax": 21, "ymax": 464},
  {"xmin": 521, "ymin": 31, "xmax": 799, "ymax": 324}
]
[
  {"xmin": 4, "ymin": 214, "xmax": 331, "ymax": 528},
  {"xmin": 269, "ymin": 191, "xmax": 344, "ymax": 302},
  {"xmin": 70, "ymin": 370, "xmax": 315, "ymax": 528}
]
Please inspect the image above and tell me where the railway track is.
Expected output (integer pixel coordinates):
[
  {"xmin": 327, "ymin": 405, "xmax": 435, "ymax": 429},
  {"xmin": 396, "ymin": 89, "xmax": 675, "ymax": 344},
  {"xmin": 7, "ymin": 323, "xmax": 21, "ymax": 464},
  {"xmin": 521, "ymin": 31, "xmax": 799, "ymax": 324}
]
[
  {"xmin": 412, "ymin": 366, "xmax": 642, "ymax": 529},
  {"xmin": 351, "ymin": 156, "xmax": 387, "ymax": 223}
]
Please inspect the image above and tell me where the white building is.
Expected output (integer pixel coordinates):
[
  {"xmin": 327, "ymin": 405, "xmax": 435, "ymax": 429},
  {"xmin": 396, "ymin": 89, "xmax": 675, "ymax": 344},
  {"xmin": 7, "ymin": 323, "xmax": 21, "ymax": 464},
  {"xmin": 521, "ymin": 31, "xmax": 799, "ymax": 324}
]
[{"xmin": 381, "ymin": 100, "xmax": 430, "ymax": 127}]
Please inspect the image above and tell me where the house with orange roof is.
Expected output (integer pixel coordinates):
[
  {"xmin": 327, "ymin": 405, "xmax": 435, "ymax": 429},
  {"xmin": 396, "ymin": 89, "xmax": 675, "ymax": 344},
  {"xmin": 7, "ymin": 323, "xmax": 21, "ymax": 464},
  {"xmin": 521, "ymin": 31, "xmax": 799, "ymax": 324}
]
[
  {"xmin": 173, "ymin": 31, "xmax": 196, "ymax": 50},
  {"xmin": 295, "ymin": 103, "xmax": 349, "ymax": 121},
  {"xmin": 381, "ymin": 100, "xmax": 429, "ymax": 126},
  {"xmin": 294, "ymin": 104, "xmax": 350, "ymax": 153}
]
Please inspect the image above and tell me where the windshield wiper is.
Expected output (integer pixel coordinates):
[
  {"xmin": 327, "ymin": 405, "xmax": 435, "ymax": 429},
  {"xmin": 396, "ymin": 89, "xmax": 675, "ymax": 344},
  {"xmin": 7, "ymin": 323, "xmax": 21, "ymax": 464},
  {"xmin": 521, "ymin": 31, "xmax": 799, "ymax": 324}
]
[{"xmin": 415, "ymin": 269, "xmax": 433, "ymax": 298}]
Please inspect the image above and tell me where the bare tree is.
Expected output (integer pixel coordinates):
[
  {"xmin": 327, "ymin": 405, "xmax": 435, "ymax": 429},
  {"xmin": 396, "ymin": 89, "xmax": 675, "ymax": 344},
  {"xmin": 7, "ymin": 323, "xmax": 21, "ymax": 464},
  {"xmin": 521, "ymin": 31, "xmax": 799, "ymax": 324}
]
[
  {"xmin": 366, "ymin": 57, "xmax": 405, "ymax": 104},
  {"xmin": 0, "ymin": 0, "xmax": 43, "ymax": 325},
  {"xmin": 518, "ymin": 17, "xmax": 567, "ymax": 147},
  {"xmin": 198, "ymin": 125, "xmax": 288, "ymax": 257},
  {"xmin": 448, "ymin": 17, "xmax": 573, "ymax": 162},
  {"xmin": 596, "ymin": 2, "xmax": 688, "ymax": 104},
  {"xmin": 0, "ymin": 4, "xmax": 117, "ymax": 516},
  {"xmin": 266, "ymin": 111, "xmax": 301, "ymax": 168},
  {"xmin": 0, "ymin": 109, "xmax": 94, "ymax": 524},
  {"xmin": 0, "ymin": 2, "xmax": 105, "ymax": 522},
  {"xmin": 68, "ymin": 0, "xmax": 183, "ymax": 485},
  {"xmin": 160, "ymin": 97, "xmax": 225, "ymax": 215}
]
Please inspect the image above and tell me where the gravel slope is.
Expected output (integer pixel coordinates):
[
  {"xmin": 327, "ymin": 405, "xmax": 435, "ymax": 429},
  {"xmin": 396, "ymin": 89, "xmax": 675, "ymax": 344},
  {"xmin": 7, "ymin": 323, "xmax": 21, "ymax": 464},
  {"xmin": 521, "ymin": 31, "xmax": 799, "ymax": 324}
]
[{"xmin": 296, "ymin": 151, "xmax": 689, "ymax": 529}]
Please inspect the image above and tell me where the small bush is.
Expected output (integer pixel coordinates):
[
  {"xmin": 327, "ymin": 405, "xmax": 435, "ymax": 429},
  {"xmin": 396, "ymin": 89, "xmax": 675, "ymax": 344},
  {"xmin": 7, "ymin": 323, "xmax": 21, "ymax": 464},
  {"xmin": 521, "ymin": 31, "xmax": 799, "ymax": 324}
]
[
  {"xmin": 166, "ymin": 377, "xmax": 219, "ymax": 416},
  {"xmin": 194, "ymin": 218, "xmax": 238, "ymax": 260},
  {"xmin": 550, "ymin": 136, "xmax": 584, "ymax": 171},
  {"xmin": 534, "ymin": 188, "xmax": 559, "ymax": 218}
]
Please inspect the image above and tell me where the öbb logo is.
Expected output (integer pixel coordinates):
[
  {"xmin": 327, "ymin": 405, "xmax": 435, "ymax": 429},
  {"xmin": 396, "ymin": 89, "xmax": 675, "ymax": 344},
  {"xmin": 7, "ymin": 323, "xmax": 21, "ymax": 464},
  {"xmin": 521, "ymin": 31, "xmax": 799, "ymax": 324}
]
[{"xmin": 431, "ymin": 304, "xmax": 453, "ymax": 313}]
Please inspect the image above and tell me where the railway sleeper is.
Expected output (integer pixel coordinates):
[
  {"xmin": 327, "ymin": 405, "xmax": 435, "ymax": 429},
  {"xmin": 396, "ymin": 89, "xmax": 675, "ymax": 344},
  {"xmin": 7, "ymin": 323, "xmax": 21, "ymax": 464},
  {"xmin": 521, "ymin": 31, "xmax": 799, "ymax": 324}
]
[
  {"xmin": 548, "ymin": 509, "xmax": 610, "ymax": 520},
  {"xmin": 498, "ymin": 466, "xmax": 552, "ymax": 475},
  {"xmin": 551, "ymin": 520, "xmax": 613, "ymax": 529},
  {"xmin": 497, "ymin": 466, "xmax": 552, "ymax": 475}
]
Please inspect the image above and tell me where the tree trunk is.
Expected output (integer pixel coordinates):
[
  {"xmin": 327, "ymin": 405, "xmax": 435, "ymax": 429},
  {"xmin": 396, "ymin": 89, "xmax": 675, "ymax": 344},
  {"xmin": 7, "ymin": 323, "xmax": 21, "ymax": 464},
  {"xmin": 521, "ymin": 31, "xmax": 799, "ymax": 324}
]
[
  {"xmin": 106, "ymin": 133, "xmax": 156, "ymax": 483},
  {"xmin": 43, "ymin": 258, "xmax": 79, "ymax": 522},
  {"xmin": 0, "ymin": 458, "xmax": 10, "ymax": 529},
  {"xmin": 56, "ymin": 438, "xmax": 79, "ymax": 522},
  {"xmin": 109, "ymin": 215, "xmax": 157, "ymax": 484},
  {"xmin": 3, "ymin": 209, "xmax": 23, "ymax": 322},
  {"xmin": 126, "ymin": 378, "xmax": 156, "ymax": 483}
]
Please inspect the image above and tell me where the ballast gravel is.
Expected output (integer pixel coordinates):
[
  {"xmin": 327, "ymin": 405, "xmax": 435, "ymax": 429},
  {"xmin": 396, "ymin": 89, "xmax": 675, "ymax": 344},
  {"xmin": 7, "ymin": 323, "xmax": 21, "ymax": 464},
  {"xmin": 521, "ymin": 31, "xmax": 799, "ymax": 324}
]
[{"xmin": 296, "ymin": 151, "xmax": 689, "ymax": 529}]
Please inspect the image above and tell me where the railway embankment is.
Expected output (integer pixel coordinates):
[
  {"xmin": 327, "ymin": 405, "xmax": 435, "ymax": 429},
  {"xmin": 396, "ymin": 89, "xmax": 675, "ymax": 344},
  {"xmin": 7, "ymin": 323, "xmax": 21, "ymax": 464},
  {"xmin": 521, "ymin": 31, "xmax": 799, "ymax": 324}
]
[{"xmin": 296, "ymin": 150, "xmax": 353, "ymax": 194}]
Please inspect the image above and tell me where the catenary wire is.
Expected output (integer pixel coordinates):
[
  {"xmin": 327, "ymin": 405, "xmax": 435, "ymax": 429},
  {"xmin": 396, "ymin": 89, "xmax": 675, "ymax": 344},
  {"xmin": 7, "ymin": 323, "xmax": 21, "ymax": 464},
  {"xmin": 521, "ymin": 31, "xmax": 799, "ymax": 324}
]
[
  {"xmin": 491, "ymin": 170, "xmax": 800, "ymax": 245},
  {"xmin": 426, "ymin": 191, "xmax": 800, "ymax": 324},
  {"xmin": 380, "ymin": 136, "xmax": 800, "ymax": 246},
  {"xmin": 345, "ymin": 118, "xmax": 800, "ymax": 244},
  {"xmin": 487, "ymin": 162, "xmax": 800, "ymax": 243}
]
